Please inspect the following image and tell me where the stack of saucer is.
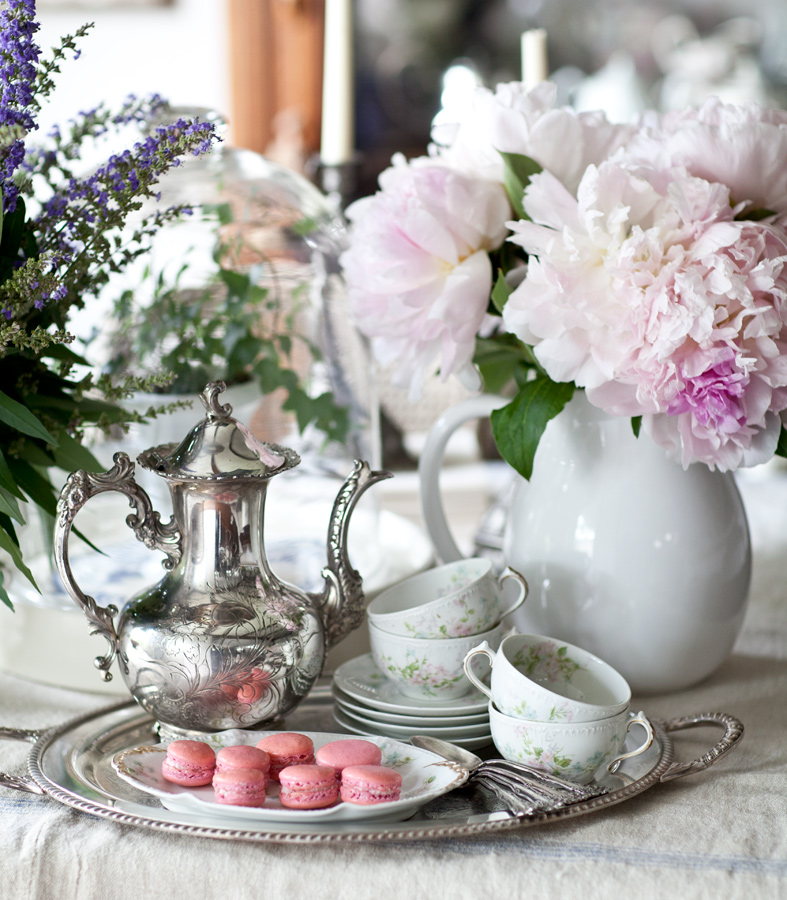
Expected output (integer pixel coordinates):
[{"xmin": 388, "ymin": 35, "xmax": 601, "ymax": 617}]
[
  {"xmin": 332, "ymin": 654, "xmax": 493, "ymax": 750},
  {"xmin": 330, "ymin": 559, "xmax": 529, "ymax": 749}
]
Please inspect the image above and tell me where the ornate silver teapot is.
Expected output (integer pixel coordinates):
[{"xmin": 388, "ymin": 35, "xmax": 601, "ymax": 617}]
[{"xmin": 54, "ymin": 381, "xmax": 390, "ymax": 735}]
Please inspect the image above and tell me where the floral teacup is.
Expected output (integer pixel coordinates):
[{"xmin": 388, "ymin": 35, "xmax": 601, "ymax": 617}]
[
  {"xmin": 463, "ymin": 633, "xmax": 631, "ymax": 723},
  {"xmin": 489, "ymin": 702, "xmax": 654, "ymax": 784},
  {"xmin": 368, "ymin": 620, "xmax": 504, "ymax": 701},
  {"xmin": 366, "ymin": 558, "xmax": 527, "ymax": 639}
]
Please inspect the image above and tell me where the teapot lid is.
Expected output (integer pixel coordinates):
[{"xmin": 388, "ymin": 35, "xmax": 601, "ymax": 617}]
[{"xmin": 137, "ymin": 381, "xmax": 300, "ymax": 481}]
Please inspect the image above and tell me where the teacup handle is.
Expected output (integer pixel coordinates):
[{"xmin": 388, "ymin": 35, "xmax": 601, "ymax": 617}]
[
  {"xmin": 462, "ymin": 641, "xmax": 497, "ymax": 700},
  {"xmin": 498, "ymin": 567, "xmax": 528, "ymax": 619},
  {"xmin": 607, "ymin": 711, "xmax": 655, "ymax": 773}
]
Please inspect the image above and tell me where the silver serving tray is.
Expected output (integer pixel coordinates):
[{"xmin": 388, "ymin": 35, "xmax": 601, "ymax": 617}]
[{"xmin": 0, "ymin": 683, "xmax": 743, "ymax": 844}]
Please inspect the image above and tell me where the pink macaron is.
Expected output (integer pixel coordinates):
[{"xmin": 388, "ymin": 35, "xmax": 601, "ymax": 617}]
[
  {"xmin": 161, "ymin": 740, "xmax": 216, "ymax": 787},
  {"xmin": 213, "ymin": 767, "xmax": 269, "ymax": 807},
  {"xmin": 339, "ymin": 765, "xmax": 403, "ymax": 805},
  {"xmin": 315, "ymin": 739, "xmax": 382, "ymax": 781},
  {"xmin": 256, "ymin": 732, "xmax": 315, "ymax": 780},
  {"xmin": 215, "ymin": 744, "xmax": 271, "ymax": 779},
  {"xmin": 278, "ymin": 764, "xmax": 339, "ymax": 809}
]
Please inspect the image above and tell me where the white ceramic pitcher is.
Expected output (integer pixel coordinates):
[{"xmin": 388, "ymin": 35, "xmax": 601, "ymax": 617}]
[{"xmin": 418, "ymin": 391, "xmax": 752, "ymax": 693}]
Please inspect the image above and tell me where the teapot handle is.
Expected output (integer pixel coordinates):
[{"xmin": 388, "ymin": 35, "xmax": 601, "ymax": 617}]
[
  {"xmin": 418, "ymin": 395, "xmax": 507, "ymax": 563},
  {"xmin": 54, "ymin": 452, "xmax": 182, "ymax": 682}
]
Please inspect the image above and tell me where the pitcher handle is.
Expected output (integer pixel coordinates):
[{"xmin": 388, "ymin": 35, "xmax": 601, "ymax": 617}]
[
  {"xmin": 418, "ymin": 395, "xmax": 507, "ymax": 563},
  {"xmin": 54, "ymin": 452, "xmax": 182, "ymax": 682}
]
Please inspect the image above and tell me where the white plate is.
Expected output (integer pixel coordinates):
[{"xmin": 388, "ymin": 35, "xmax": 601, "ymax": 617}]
[
  {"xmin": 112, "ymin": 729, "xmax": 468, "ymax": 824},
  {"xmin": 331, "ymin": 686, "xmax": 489, "ymax": 727},
  {"xmin": 334, "ymin": 702, "xmax": 491, "ymax": 740},
  {"xmin": 333, "ymin": 708, "xmax": 494, "ymax": 751},
  {"xmin": 333, "ymin": 654, "xmax": 488, "ymax": 716}
]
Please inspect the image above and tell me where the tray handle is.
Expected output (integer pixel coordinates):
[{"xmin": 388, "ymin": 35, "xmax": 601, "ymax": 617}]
[
  {"xmin": 0, "ymin": 726, "xmax": 48, "ymax": 795},
  {"xmin": 659, "ymin": 711, "xmax": 744, "ymax": 783}
]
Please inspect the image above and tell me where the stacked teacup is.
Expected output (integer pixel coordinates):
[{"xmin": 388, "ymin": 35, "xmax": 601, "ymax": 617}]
[
  {"xmin": 366, "ymin": 558, "xmax": 528, "ymax": 704},
  {"xmin": 463, "ymin": 634, "xmax": 654, "ymax": 784}
]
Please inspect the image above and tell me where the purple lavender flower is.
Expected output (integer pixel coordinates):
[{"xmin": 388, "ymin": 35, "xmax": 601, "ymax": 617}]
[{"xmin": 0, "ymin": 0, "xmax": 40, "ymax": 213}]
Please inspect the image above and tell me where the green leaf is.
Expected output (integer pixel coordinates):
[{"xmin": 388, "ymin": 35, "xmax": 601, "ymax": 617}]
[
  {"xmin": 212, "ymin": 201, "xmax": 234, "ymax": 226},
  {"xmin": 473, "ymin": 336, "xmax": 529, "ymax": 395},
  {"xmin": 14, "ymin": 441, "xmax": 56, "ymax": 468},
  {"xmin": 31, "ymin": 393, "xmax": 123, "ymax": 421},
  {"xmin": 737, "ymin": 207, "xmax": 776, "ymax": 222},
  {"xmin": 0, "ymin": 519, "xmax": 38, "ymax": 594},
  {"xmin": 253, "ymin": 356, "xmax": 298, "ymax": 395},
  {"xmin": 282, "ymin": 388, "xmax": 350, "ymax": 445},
  {"xmin": 50, "ymin": 431, "xmax": 104, "ymax": 473},
  {"xmin": 490, "ymin": 378, "xmax": 575, "ymax": 480},
  {"xmin": 491, "ymin": 269, "xmax": 512, "ymax": 314},
  {"xmin": 0, "ymin": 485, "xmax": 25, "ymax": 525},
  {"xmin": 499, "ymin": 151, "xmax": 542, "ymax": 220},
  {"xmin": 0, "ymin": 571, "xmax": 14, "ymax": 612},
  {"xmin": 5, "ymin": 460, "xmax": 58, "ymax": 517},
  {"xmin": 0, "ymin": 196, "xmax": 25, "ymax": 262},
  {"xmin": 0, "ymin": 450, "xmax": 25, "ymax": 500},
  {"xmin": 218, "ymin": 267, "xmax": 251, "ymax": 299},
  {"xmin": 290, "ymin": 216, "xmax": 318, "ymax": 236},
  {"xmin": 473, "ymin": 335, "xmax": 546, "ymax": 395},
  {"xmin": 0, "ymin": 390, "xmax": 58, "ymax": 445},
  {"xmin": 631, "ymin": 416, "xmax": 642, "ymax": 438},
  {"xmin": 776, "ymin": 425, "xmax": 787, "ymax": 458},
  {"xmin": 40, "ymin": 343, "xmax": 90, "ymax": 366}
]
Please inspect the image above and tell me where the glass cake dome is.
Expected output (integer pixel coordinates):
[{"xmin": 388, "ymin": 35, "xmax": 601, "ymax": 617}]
[{"xmin": 112, "ymin": 108, "xmax": 378, "ymax": 470}]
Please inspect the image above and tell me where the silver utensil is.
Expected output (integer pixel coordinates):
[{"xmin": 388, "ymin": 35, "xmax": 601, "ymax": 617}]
[{"xmin": 411, "ymin": 735, "xmax": 608, "ymax": 815}]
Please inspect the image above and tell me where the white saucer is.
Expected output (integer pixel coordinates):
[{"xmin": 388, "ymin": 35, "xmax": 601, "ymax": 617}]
[
  {"xmin": 332, "ymin": 708, "xmax": 493, "ymax": 751},
  {"xmin": 331, "ymin": 686, "xmax": 489, "ymax": 727},
  {"xmin": 333, "ymin": 654, "xmax": 488, "ymax": 717},
  {"xmin": 334, "ymin": 702, "xmax": 491, "ymax": 740}
]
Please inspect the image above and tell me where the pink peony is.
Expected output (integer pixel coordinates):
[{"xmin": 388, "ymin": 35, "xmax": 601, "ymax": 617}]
[
  {"xmin": 626, "ymin": 97, "xmax": 787, "ymax": 216},
  {"xmin": 503, "ymin": 160, "xmax": 787, "ymax": 470},
  {"xmin": 341, "ymin": 155, "xmax": 510, "ymax": 399},
  {"xmin": 432, "ymin": 80, "xmax": 635, "ymax": 195}
]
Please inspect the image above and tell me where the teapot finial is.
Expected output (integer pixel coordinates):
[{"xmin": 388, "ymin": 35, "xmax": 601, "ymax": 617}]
[{"xmin": 201, "ymin": 380, "xmax": 232, "ymax": 419}]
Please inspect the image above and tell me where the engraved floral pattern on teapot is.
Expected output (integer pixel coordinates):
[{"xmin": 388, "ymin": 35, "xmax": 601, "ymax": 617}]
[{"xmin": 55, "ymin": 382, "xmax": 390, "ymax": 734}]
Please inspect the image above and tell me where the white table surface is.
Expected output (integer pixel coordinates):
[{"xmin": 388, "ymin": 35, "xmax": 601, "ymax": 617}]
[{"xmin": 0, "ymin": 464, "xmax": 785, "ymax": 900}]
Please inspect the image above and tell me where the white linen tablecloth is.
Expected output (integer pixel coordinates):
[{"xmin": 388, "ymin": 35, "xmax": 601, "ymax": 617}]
[{"xmin": 0, "ymin": 467, "xmax": 785, "ymax": 900}]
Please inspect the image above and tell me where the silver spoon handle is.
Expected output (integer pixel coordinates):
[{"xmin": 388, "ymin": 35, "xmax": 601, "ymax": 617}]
[{"xmin": 477, "ymin": 759, "xmax": 607, "ymax": 798}]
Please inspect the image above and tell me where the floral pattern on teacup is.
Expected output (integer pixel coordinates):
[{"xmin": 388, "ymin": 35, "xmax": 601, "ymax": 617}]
[
  {"xmin": 511, "ymin": 640, "xmax": 584, "ymax": 686},
  {"xmin": 435, "ymin": 564, "xmax": 478, "ymax": 598},
  {"xmin": 503, "ymin": 698, "xmax": 576, "ymax": 723},
  {"xmin": 378, "ymin": 650, "xmax": 465, "ymax": 697},
  {"xmin": 499, "ymin": 724, "xmax": 618, "ymax": 781},
  {"xmin": 401, "ymin": 592, "xmax": 497, "ymax": 639}
]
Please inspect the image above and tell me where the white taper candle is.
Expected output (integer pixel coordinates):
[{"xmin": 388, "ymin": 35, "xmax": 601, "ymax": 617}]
[
  {"xmin": 321, "ymin": 0, "xmax": 355, "ymax": 165},
  {"xmin": 521, "ymin": 28, "xmax": 548, "ymax": 91}
]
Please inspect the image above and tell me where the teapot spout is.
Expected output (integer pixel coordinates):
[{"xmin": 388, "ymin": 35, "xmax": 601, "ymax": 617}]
[{"xmin": 313, "ymin": 460, "xmax": 392, "ymax": 649}]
